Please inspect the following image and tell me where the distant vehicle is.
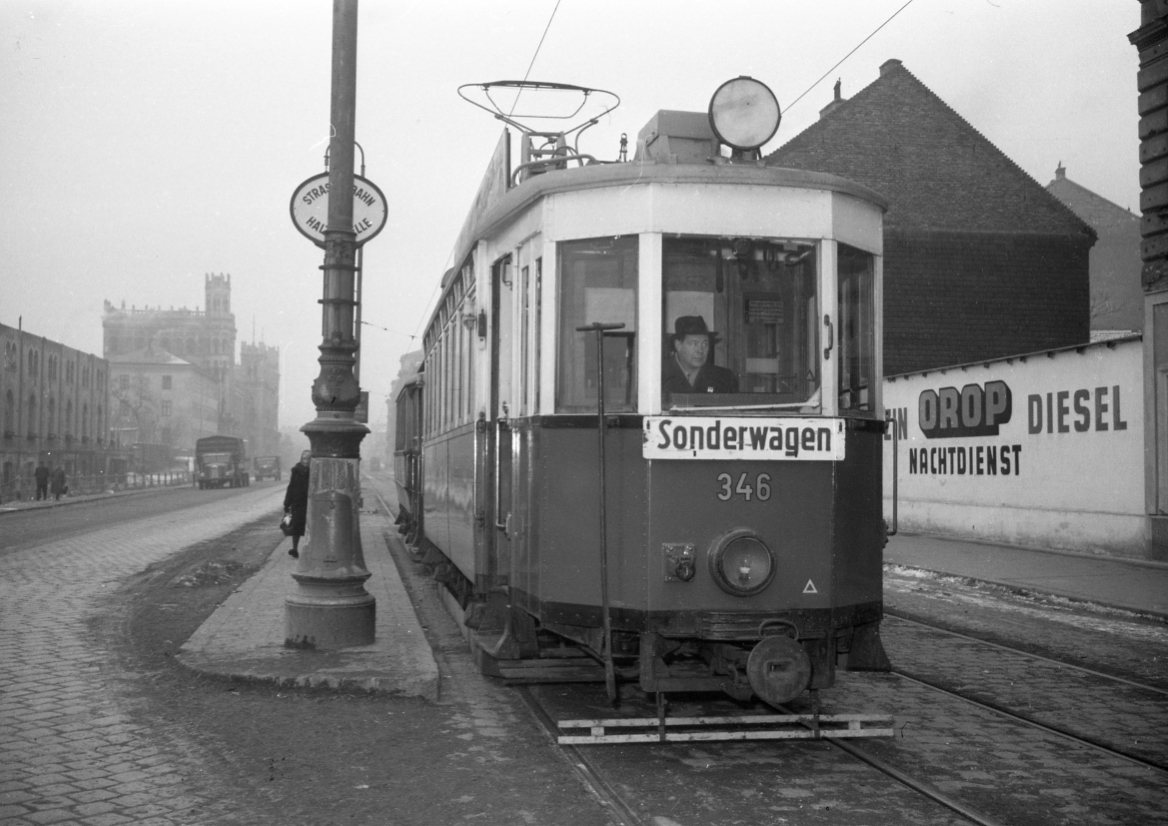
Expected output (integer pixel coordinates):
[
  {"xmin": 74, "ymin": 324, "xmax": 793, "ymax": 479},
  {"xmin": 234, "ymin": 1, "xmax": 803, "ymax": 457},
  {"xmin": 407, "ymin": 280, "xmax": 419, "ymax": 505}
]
[
  {"xmin": 253, "ymin": 455, "xmax": 282, "ymax": 482},
  {"xmin": 195, "ymin": 435, "xmax": 250, "ymax": 489}
]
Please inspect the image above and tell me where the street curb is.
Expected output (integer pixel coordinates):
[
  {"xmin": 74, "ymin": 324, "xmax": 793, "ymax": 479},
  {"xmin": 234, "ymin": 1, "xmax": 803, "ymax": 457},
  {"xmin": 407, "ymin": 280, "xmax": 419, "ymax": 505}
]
[
  {"xmin": 176, "ymin": 502, "xmax": 440, "ymax": 699},
  {"xmin": 885, "ymin": 562, "xmax": 1168, "ymax": 624},
  {"xmin": 0, "ymin": 483, "xmax": 194, "ymax": 515}
]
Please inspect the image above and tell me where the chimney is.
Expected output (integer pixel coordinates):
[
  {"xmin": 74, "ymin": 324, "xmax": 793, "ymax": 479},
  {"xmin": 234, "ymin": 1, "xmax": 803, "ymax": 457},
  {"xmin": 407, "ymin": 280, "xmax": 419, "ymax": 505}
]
[
  {"xmin": 879, "ymin": 59, "xmax": 903, "ymax": 77},
  {"xmin": 1055, "ymin": 162, "xmax": 1066, "ymax": 180},
  {"xmin": 819, "ymin": 78, "xmax": 845, "ymax": 120}
]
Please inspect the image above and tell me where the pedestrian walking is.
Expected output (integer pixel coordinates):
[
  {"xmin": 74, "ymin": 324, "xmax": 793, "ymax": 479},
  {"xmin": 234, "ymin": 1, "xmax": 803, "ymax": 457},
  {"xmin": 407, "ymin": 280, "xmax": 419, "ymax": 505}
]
[
  {"xmin": 33, "ymin": 462, "xmax": 50, "ymax": 501},
  {"xmin": 283, "ymin": 450, "xmax": 311, "ymax": 558},
  {"xmin": 51, "ymin": 466, "xmax": 67, "ymax": 501}
]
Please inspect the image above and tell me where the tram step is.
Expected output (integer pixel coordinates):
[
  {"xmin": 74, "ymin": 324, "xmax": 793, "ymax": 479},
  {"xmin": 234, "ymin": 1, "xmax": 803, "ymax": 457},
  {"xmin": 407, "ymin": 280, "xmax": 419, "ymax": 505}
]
[
  {"xmin": 556, "ymin": 713, "xmax": 894, "ymax": 745},
  {"xmin": 496, "ymin": 658, "xmax": 607, "ymax": 683}
]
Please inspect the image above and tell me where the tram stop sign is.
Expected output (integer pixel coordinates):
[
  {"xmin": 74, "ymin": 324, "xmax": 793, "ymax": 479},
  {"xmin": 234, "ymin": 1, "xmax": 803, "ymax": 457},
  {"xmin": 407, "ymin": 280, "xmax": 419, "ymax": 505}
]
[{"xmin": 289, "ymin": 172, "xmax": 387, "ymax": 248}]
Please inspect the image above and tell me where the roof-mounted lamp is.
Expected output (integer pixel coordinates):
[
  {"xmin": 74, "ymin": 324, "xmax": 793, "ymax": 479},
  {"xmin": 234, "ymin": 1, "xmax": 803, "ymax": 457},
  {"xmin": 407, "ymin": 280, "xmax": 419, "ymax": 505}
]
[{"xmin": 708, "ymin": 76, "xmax": 781, "ymax": 160}]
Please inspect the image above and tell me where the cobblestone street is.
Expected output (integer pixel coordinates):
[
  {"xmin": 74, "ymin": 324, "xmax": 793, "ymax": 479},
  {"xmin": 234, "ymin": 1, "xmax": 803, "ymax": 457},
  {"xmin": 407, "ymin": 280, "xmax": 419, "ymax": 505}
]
[{"xmin": 0, "ymin": 488, "xmax": 282, "ymax": 826}]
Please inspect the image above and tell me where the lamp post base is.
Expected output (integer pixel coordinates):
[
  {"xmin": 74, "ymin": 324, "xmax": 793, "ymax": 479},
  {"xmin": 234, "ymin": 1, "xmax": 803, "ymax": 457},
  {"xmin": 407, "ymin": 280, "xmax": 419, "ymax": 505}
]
[{"xmin": 285, "ymin": 576, "xmax": 376, "ymax": 649}]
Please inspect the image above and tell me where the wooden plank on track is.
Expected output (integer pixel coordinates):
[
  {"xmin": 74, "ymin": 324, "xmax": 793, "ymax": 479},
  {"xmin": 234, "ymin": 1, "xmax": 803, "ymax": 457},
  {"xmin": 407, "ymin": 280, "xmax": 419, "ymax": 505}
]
[{"xmin": 555, "ymin": 713, "xmax": 894, "ymax": 744}]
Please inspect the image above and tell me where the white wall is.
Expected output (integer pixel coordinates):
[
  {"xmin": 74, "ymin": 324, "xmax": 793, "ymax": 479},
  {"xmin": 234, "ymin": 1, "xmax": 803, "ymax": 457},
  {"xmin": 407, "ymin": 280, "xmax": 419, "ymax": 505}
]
[{"xmin": 883, "ymin": 337, "xmax": 1145, "ymax": 557}]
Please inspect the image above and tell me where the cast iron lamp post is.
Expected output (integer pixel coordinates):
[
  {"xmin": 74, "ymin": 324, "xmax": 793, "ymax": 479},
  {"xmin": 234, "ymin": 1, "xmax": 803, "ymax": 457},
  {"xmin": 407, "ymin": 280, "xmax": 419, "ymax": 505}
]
[{"xmin": 284, "ymin": 0, "xmax": 376, "ymax": 649}]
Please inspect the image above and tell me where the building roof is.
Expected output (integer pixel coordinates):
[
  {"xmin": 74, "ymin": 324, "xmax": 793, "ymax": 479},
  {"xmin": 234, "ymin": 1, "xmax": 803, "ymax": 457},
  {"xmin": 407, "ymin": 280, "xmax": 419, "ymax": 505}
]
[
  {"xmin": 1046, "ymin": 164, "xmax": 1140, "ymax": 230},
  {"xmin": 766, "ymin": 59, "xmax": 1095, "ymax": 239},
  {"xmin": 106, "ymin": 346, "xmax": 191, "ymax": 367}
]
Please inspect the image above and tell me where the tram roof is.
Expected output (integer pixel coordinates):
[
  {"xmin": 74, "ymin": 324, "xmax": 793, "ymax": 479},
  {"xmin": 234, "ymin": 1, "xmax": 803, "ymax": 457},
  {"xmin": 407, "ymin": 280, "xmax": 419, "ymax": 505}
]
[{"xmin": 444, "ymin": 162, "xmax": 888, "ymax": 288}]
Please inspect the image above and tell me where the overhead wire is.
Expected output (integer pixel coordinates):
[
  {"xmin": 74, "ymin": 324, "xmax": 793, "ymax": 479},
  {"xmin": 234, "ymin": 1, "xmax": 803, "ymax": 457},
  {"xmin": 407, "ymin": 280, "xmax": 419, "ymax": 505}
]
[
  {"xmin": 509, "ymin": 0, "xmax": 563, "ymax": 117},
  {"xmin": 785, "ymin": 0, "xmax": 917, "ymax": 113},
  {"xmin": 410, "ymin": 0, "xmax": 564, "ymax": 348}
]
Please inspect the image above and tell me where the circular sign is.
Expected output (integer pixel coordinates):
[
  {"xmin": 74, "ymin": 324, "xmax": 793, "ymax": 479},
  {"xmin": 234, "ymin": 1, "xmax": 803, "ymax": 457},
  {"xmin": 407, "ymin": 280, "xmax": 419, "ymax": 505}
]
[
  {"xmin": 708, "ymin": 77, "xmax": 781, "ymax": 152},
  {"xmin": 289, "ymin": 172, "xmax": 388, "ymax": 248}
]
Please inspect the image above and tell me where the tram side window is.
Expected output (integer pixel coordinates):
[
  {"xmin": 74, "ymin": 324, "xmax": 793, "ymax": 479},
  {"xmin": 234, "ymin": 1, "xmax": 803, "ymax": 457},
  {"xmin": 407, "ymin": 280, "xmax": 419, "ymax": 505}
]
[
  {"xmin": 837, "ymin": 244, "xmax": 876, "ymax": 415},
  {"xmin": 662, "ymin": 236, "xmax": 819, "ymax": 410},
  {"xmin": 556, "ymin": 236, "xmax": 638, "ymax": 413}
]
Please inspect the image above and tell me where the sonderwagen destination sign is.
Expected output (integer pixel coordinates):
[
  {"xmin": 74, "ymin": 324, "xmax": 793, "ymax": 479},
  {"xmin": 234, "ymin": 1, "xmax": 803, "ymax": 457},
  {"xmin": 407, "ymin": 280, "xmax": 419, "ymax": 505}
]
[
  {"xmin": 289, "ymin": 172, "xmax": 387, "ymax": 247},
  {"xmin": 643, "ymin": 417, "xmax": 845, "ymax": 461}
]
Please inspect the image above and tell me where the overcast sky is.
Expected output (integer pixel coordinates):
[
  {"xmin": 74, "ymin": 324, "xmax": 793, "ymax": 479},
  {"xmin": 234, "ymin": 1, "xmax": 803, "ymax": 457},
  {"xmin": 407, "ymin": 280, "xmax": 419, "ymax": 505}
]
[{"xmin": 0, "ymin": 0, "xmax": 1143, "ymax": 432}]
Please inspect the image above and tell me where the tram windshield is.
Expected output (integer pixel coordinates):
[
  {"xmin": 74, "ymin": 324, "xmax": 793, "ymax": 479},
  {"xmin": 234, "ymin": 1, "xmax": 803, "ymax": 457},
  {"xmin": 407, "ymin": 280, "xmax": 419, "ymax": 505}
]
[{"xmin": 662, "ymin": 236, "xmax": 821, "ymax": 411}]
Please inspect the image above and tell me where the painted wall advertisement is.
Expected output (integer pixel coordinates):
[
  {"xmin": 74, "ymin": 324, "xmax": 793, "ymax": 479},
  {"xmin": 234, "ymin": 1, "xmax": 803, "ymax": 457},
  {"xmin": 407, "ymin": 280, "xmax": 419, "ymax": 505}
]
[{"xmin": 883, "ymin": 337, "xmax": 1143, "ymax": 556}]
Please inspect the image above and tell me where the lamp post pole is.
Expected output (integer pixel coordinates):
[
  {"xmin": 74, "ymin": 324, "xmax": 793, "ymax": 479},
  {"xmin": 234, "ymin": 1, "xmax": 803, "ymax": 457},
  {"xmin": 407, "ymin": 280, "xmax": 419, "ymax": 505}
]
[{"xmin": 284, "ymin": 0, "xmax": 376, "ymax": 649}]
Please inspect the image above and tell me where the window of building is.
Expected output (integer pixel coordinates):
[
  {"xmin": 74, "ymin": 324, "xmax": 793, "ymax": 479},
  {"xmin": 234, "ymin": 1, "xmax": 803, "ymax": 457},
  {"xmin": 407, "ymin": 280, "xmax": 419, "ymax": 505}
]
[
  {"xmin": 556, "ymin": 236, "xmax": 638, "ymax": 413},
  {"xmin": 119, "ymin": 374, "xmax": 129, "ymax": 390},
  {"xmin": 661, "ymin": 236, "xmax": 819, "ymax": 411},
  {"xmin": 162, "ymin": 375, "xmax": 172, "ymax": 390},
  {"xmin": 161, "ymin": 400, "xmax": 172, "ymax": 417}
]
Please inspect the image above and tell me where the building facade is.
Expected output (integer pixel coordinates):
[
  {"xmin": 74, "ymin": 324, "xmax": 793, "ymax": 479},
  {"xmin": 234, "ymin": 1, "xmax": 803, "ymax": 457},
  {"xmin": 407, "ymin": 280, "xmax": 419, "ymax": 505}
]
[
  {"xmin": 237, "ymin": 341, "xmax": 280, "ymax": 458},
  {"xmin": 102, "ymin": 273, "xmax": 279, "ymax": 462},
  {"xmin": 1, "ymin": 322, "xmax": 113, "ymax": 499},
  {"xmin": 107, "ymin": 347, "xmax": 219, "ymax": 463},
  {"xmin": 1130, "ymin": 2, "xmax": 1168, "ymax": 558}
]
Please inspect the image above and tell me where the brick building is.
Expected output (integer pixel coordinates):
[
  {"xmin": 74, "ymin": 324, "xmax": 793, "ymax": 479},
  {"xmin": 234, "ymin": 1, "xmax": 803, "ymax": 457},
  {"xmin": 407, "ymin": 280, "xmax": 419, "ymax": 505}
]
[
  {"xmin": 1046, "ymin": 163, "xmax": 1143, "ymax": 335},
  {"xmin": 0, "ymin": 322, "xmax": 113, "ymax": 499},
  {"xmin": 766, "ymin": 59, "xmax": 1095, "ymax": 376}
]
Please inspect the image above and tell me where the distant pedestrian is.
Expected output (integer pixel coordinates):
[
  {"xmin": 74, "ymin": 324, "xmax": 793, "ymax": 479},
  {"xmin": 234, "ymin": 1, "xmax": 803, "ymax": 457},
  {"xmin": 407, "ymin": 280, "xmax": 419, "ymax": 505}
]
[
  {"xmin": 283, "ymin": 450, "xmax": 311, "ymax": 558},
  {"xmin": 33, "ymin": 462, "xmax": 50, "ymax": 501},
  {"xmin": 51, "ymin": 466, "xmax": 67, "ymax": 501}
]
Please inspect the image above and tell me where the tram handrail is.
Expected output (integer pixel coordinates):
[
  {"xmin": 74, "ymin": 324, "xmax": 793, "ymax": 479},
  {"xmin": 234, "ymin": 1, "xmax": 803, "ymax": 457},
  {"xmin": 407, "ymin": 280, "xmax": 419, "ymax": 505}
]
[
  {"xmin": 887, "ymin": 413, "xmax": 899, "ymax": 537},
  {"xmin": 494, "ymin": 416, "xmax": 510, "ymax": 537}
]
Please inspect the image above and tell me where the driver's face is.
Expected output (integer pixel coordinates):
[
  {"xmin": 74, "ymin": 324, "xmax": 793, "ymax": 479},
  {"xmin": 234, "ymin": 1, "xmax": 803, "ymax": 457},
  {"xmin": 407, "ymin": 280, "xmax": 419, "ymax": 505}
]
[{"xmin": 674, "ymin": 335, "xmax": 709, "ymax": 371}]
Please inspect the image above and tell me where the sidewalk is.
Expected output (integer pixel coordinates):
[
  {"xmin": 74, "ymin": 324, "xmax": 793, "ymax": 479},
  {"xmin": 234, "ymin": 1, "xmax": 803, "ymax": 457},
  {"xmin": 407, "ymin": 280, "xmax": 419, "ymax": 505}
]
[
  {"xmin": 886, "ymin": 532, "xmax": 1168, "ymax": 620},
  {"xmin": 0, "ymin": 482, "xmax": 191, "ymax": 513},
  {"xmin": 177, "ymin": 474, "xmax": 440, "ymax": 699}
]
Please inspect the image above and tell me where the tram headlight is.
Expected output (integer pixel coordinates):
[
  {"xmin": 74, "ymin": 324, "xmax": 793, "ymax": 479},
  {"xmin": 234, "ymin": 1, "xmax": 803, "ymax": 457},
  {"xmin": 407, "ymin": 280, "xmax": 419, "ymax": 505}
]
[{"xmin": 708, "ymin": 529, "xmax": 776, "ymax": 597}]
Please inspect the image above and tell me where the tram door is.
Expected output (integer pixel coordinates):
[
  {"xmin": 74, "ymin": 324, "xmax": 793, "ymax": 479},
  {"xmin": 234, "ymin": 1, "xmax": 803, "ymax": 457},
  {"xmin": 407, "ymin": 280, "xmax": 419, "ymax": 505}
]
[{"xmin": 488, "ymin": 255, "xmax": 514, "ymax": 587}]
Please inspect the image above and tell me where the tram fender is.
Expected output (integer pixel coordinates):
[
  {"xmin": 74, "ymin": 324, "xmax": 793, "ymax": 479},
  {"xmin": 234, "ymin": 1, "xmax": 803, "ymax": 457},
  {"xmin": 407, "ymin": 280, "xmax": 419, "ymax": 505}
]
[{"xmin": 845, "ymin": 622, "xmax": 892, "ymax": 671}]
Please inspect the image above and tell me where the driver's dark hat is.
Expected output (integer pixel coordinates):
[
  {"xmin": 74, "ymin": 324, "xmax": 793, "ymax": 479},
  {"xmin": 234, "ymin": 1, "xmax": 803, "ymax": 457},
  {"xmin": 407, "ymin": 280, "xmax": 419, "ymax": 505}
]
[{"xmin": 673, "ymin": 315, "xmax": 713, "ymax": 339}]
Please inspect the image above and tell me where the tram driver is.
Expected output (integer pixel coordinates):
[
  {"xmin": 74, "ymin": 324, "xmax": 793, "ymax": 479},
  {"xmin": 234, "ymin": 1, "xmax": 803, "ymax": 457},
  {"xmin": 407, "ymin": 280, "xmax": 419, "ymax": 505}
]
[{"xmin": 662, "ymin": 315, "xmax": 738, "ymax": 401}]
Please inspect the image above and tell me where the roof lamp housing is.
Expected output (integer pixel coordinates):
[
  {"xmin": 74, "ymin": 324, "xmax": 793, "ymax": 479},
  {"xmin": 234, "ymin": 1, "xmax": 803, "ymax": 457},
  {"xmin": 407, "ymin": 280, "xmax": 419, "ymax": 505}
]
[{"xmin": 708, "ymin": 76, "xmax": 781, "ymax": 154}]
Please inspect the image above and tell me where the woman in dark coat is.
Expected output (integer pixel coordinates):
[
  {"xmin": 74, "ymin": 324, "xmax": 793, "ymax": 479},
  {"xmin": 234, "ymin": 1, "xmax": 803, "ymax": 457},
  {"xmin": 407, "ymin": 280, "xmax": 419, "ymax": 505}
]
[
  {"xmin": 50, "ymin": 466, "xmax": 67, "ymax": 501},
  {"xmin": 283, "ymin": 450, "xmax": 311, "ymax": 558}
]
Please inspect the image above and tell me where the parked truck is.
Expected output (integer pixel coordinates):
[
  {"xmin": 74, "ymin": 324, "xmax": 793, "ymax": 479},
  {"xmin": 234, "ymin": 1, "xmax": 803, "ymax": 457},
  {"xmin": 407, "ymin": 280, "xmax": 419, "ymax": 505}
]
[
  {"xmin": 195, "ymin": 435, "xmax": 249, "ymax": 489},
  {"xmin": 253, "ymin": 455, "xmax": 282, "ymax": 482}
]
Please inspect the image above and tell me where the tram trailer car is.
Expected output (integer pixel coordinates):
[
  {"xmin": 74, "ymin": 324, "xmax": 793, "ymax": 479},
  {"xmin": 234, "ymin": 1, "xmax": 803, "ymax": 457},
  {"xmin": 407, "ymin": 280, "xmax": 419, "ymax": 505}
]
[
  {"xmin": 398, "ymin": 78, "xmax": 891, "ymax": 708},
  {"xmin": 394, "ymin": 377, "xmax": 424, "ymax": 544}
]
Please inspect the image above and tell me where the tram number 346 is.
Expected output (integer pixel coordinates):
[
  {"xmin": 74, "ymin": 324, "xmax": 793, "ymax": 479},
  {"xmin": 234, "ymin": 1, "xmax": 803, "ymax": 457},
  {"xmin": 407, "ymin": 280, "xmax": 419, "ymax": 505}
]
[{"xmin": 716, "ymin": 472, "xmax": 772, "ymax": 502}]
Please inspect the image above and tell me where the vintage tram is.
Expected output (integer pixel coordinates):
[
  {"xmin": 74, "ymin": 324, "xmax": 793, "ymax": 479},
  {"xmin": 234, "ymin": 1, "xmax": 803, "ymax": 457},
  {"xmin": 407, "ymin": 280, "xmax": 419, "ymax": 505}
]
[{"xmin": 395, "ymin": 78, "xmax": 890, "ymax": 708}]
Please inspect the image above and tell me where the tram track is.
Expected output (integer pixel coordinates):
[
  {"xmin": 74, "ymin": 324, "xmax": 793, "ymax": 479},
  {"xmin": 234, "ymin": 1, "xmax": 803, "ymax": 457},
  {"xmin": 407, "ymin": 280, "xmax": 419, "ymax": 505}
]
[
  {"xmin": 515, "ymin": 685, "xmax": 648, "ymax": 826},
  {"xmin": 886, "ymin": 609, "xmax": 1168, "ymax": 697},
  {"xmin": 519, "ymin": 680, "xmax": 1009, "ymax": 826},
  {"xmin": 884, "ymin": 611, "xmax": 1168, "ymax": 773}
]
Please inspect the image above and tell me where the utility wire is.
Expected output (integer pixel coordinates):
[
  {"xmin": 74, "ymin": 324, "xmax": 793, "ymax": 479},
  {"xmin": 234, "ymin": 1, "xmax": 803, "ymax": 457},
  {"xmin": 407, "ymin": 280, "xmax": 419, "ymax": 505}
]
[
  {"xmin": 786, "ymin": 0, "xmax": 917, "ymax": 113},
  {"xmin": 411, "ymin": 1, "xmax": 564, "ymax": 349},
  {"xmin": 361, "ymin": 319, "xmax": 416, "ymax": 341},
  {"xmin": 509, "ymin": 0, "xmax": 563, "ymax": 116}
]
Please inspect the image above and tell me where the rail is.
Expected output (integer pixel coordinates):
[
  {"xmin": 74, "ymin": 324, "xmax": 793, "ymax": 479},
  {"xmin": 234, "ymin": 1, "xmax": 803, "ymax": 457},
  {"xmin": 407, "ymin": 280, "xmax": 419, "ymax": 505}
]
[{"xmin": 0, "ymin": 471, "xmax": 193, "ymax": 503}]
